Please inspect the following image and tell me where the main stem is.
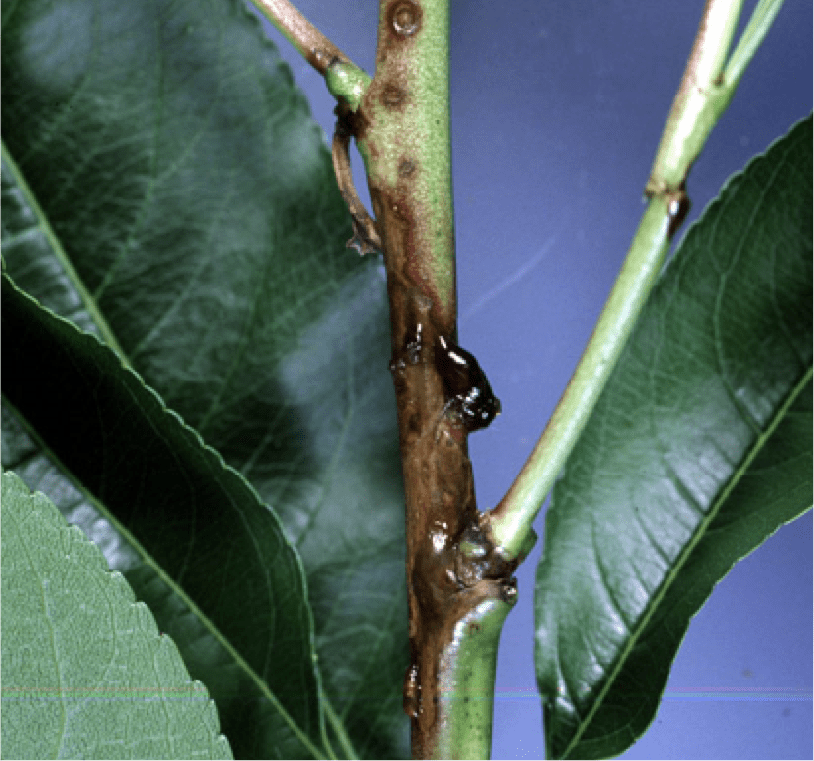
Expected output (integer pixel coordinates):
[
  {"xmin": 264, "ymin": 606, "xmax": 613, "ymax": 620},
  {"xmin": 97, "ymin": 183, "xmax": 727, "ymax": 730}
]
[
  {"xmin": 254, "ymin": 1, "xmax": 514, "ymax": 753},
  {"xmin": 353, "ymin": 1, "xmax": 515, "ymax": 757}
]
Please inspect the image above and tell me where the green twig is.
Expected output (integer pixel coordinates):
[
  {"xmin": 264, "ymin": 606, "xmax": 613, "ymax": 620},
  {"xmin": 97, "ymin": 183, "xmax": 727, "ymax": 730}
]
[
  {"xmin": 488, "ymin": 0, "xmax": 786, "ymax": 560},
  {"xmin": 724, "ymin": 0, "xmax": 785, "ymax": 85},
  {"xmin": 250, "ymin": 0, "xmax": 373, "ymax": 108},
  {"xmin": 249, "ymin": 0, "xmax": 353, "ymax": 75}
]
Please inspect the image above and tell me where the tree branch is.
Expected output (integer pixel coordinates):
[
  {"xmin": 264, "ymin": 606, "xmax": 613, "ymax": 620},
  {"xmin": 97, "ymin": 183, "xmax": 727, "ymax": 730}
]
[
  {"xmin": 347, "ymin": 0, "xmax": 516, "ymax": 756},
  {"xmin": 249, "ymin": 0, "xmax": 351, "ymax": 74}
]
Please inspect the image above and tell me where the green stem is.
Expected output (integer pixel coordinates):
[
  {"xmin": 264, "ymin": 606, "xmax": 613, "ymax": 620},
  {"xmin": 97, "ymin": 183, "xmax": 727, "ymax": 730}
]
[
  {"xmin": 432, "ymin": 595, "xmax": 515, "ymax": 759},
  {"xmin": 357, "ymin": 0, "xmax": 457, "ymax": 331},
  {"xmin": 646, "ymin": 0, "xmax": 743, "ymax": 193},
  {"xmin": 724, "ymin": 0, "xmax": 785, "ymax": 85},
  {"xmin": 489, "ymin": 0, "xmax": 785, "ymax": 559},
  {"xmin": 490, "ymin": 197, "xmax": 673, "ymax": 559}
]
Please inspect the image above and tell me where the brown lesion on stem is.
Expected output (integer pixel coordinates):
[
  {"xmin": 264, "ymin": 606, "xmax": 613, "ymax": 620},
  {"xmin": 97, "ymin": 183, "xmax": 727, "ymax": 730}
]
[
  {"xmin": 260, "ymin": 0, "xmax": 509, "ymax": 753},
  {"xmin": 374, "ymin": 162, "xmax": 512, "ymax": 760},
  {"xmin": 379, "ymin": 205, "xmax": 469, "ymax": 752},
  {"xmin": 359, "ymin": 0, "xmax": 514, "ymax": 752},
  {"xmin": 307, "ymin": 0, "xmax": 510, "ymax": 752}
]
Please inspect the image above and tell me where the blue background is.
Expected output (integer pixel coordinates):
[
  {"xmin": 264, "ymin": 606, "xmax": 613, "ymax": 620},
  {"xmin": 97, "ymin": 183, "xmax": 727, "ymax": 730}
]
[{"xmin": 257, "ymin": 1, "xmax": 812, "ymax": 757}]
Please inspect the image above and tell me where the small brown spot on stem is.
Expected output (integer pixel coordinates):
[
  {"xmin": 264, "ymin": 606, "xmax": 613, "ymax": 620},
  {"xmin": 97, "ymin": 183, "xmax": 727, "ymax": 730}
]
[
  {"xmin": 399, "ymin": 159, "xmax": 417, "ymax": 177},
  {"xmin": 389, "ymin": 0, "xmax": 421, "ymax": 36},
  {"xmin": 382, "ymin": 84, "xmax": 406, "ymax": 107}
]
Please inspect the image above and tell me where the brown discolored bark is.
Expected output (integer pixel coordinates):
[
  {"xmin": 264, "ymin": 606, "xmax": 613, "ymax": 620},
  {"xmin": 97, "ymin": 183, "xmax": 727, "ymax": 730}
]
[
  {"xmin": 375, "ymin": 196, "xmax": 516, "ymax": 758},
  {"xmin": 332, "ymin": 2, "xmax": 518, "ymax": 755}
]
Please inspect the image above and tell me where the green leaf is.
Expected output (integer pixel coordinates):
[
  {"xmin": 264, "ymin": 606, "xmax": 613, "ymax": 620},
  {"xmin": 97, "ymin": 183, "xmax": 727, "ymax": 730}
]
[
  {"xmin": 1, "ymin": 470, "xmax": 233, "ymax": 760},
  {"xmin": 2, "ymin": 274, "xmax": 333, "ymax": 759},
  {"xmin": 535, "ymin": 116, "xmax": 812, "ymax": 760},
  {"xmin": 1, "ymin": 0, "xmax": 408, "ymax": 757}
]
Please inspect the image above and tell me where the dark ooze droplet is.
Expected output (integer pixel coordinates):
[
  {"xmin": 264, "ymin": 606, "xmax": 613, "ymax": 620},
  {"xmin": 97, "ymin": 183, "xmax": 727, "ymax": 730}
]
[
  {"xmin": 435, "ymin": 336, "xmax": 501, "ymax": 432},
  {"xmin": 667, "ymin": 188, "xmax": 691, "ymax": 238}
]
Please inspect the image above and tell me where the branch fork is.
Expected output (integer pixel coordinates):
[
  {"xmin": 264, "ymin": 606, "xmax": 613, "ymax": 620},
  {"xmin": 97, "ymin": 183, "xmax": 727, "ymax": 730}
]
[{"xmin": 251, "ymin": 0, "xmax": 786, "ymax": 756}]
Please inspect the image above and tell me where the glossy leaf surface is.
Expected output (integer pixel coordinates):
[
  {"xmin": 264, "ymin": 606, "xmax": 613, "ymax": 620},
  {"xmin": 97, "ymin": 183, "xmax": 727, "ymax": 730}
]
[
  {"xmin": 1, "ymin": 471, "xmax": 233, "ymax": 760},
  {"xmin": 535, "ymin": 116, "xmax": 812, "ymax": 760},
  {"xmin": 2, "ymin": 0, "xmax": 407, "ymax": 757}
]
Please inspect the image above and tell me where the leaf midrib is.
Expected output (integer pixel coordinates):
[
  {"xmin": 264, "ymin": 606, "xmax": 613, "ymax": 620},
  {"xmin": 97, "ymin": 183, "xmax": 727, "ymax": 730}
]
[{"xmin": 2, "ymin": 141, "xmax": 127, "ymax": 360}]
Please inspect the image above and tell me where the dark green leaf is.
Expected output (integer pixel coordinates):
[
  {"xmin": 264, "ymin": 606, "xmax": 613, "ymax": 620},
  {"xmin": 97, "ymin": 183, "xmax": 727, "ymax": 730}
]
[
  {"xmin": 1, "ymin": 471, "xmax": 233, "ymax": 760},
  {"xmin": 2, "ymin": 273, "xmax": 330, "ymax": 758},
  {"xmin": 2, "ymin": 0, "xmax": 408, "ymax": 757},
  {"xmin": 535, "ymin": 116, "xmax": 812, "ymax": 760}
]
